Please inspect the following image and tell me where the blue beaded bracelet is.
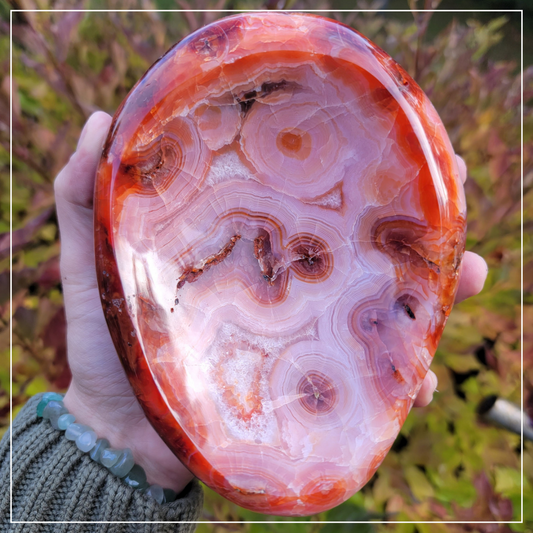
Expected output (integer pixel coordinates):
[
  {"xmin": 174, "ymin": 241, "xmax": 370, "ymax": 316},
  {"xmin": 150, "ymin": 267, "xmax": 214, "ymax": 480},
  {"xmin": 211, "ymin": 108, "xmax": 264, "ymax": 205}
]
[{"xmin": 37, "ymin": 392, "xmax": 177, "ymax": 504}]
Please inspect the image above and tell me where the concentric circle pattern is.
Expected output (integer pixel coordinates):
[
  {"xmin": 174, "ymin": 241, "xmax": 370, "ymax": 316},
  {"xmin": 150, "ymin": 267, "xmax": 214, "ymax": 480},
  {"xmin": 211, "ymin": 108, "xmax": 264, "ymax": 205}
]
[{"xmin": 94, "ymin": 13, "xmax": 466, "ymax": 516}]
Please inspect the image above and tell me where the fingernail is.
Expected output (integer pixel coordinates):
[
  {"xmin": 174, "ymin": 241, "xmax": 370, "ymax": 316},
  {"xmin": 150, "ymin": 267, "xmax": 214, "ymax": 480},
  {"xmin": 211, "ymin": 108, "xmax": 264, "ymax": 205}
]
[{"xmin": 431, "ymin": 372, "xmax": 439, "ymax": 390}]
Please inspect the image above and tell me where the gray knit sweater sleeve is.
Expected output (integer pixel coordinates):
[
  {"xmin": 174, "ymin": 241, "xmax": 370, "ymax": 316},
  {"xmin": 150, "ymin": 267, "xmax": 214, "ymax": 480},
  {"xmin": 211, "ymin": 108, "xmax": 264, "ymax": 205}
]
[{"xmin": 0, "ymin": 393, "xmax": 203, "ymax": 532}]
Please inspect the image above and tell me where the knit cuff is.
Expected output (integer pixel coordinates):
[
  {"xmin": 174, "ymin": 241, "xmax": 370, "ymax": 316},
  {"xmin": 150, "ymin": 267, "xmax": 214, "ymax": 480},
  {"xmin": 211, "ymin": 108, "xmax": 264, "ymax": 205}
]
[{"xmin": 0, "ymin": 393, "xmax": 203, "ymax": 532}]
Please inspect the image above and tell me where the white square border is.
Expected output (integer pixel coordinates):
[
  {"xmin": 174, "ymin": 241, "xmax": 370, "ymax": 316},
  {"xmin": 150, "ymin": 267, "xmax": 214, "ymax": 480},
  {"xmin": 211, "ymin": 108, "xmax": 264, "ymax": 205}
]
[{"xmin": 8, "ymin": 6, "xmax": 524, "ymax": 526}]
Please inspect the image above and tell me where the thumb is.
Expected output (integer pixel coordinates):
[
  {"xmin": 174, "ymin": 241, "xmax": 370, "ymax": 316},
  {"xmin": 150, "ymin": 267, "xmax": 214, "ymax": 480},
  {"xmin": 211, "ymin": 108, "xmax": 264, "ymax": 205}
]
[{"xmin": 54, "ymin": 111, "xmax": 112, "ymax": 315}]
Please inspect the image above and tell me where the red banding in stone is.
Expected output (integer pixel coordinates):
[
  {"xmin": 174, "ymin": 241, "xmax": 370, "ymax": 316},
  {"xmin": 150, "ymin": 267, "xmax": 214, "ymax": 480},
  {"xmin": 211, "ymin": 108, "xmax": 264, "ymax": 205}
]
[{"xmin": 297, "ymin": 372, "xmax": 338, "ymax": 416}]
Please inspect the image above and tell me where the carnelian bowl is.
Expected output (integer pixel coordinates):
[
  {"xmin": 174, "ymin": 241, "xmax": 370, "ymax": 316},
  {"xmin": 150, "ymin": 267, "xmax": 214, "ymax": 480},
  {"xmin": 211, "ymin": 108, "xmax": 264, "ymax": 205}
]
[{"xmin": 95, "ymin": 12, "xmax": 466, "ymax": 516}]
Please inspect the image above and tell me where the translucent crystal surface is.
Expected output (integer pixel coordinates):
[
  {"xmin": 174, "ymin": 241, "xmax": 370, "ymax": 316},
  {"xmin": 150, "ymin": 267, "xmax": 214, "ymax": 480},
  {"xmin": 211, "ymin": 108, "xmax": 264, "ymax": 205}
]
[{"xmin": 94, "ymin": 13, "xmax": 466, "ymax": 516}]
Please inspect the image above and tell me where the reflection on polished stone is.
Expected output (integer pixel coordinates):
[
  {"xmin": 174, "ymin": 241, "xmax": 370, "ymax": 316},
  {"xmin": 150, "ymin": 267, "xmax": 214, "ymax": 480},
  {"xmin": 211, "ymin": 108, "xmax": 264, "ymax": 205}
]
[{"xmin": 94, "ymin": 12, "xmax": 466, "ymax": 516}]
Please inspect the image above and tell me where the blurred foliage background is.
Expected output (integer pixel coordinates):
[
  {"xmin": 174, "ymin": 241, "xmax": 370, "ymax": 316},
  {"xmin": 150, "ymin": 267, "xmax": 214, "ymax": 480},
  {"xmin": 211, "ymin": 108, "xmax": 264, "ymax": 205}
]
[{"xmin": 1, "ymin": 0, "xmax": 531, "ymax": 530}]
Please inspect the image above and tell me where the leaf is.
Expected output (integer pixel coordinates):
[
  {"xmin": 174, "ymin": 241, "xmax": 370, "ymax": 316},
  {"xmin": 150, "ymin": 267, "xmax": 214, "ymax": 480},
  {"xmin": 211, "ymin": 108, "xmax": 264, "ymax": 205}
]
[
  {"xmin": 404, "ymin": 465, "xmax": 435, "ymax": 501},
  {"xmin": 52, "ymin": 11, "xmax": 85, "ymax": 64},
  {"xmin": 453, "ymin": 472, "xmax": 513, "ymax": 522},
  {"xmin": 494, "ymin": 467, "xmax": 523, "ymax": 496},
  {"xmin": 323, "ymin": 501, "xmax": 383, "ymax": 533},
  {"xmin": 0, "ymin": 207, "xmax": 54, "ymax": 258}
]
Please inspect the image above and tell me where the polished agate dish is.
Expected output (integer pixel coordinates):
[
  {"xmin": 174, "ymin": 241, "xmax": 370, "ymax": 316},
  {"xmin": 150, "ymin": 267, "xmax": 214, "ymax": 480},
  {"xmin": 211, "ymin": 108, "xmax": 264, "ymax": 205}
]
[{"xmin": 95, "ymin": 12, "xmax": 466, "ymax": 516}]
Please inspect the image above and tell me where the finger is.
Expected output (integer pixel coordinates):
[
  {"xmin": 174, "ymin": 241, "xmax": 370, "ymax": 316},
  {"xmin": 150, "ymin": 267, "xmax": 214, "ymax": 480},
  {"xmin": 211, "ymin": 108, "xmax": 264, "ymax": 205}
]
[
  {"xmin": 455, "ymin": 251, "xmax": 488, "ymax": 304},
  {"xmin": 413, "ymin": 370, "xmax": 438, "ymax": 408},
  {"xmin": 456, "ymin": 154, "xmax": 467, "ymax": 183},
  {"xmin": 54, "ymin": 111, "xmax": 112, "ymax": 301},
  {"xmin": 55, "ymin": 111, "xmax": 112, "ymax": 210}
]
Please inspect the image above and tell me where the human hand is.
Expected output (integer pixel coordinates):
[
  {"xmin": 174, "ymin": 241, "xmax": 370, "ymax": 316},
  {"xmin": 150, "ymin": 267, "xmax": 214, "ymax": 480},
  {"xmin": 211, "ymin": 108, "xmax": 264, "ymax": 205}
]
[
  {"xmin": 56, "ymin": 111, "xmax": 194, "ymax": 493},
  {"xmin": 55, "ymin": 113, "xmax": 487, "ymax": 490}
]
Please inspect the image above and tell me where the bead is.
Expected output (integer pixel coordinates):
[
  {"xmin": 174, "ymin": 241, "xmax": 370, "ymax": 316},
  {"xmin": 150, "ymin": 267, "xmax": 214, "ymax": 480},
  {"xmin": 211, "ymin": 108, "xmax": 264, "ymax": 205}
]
[
  {"xmin": 163, "ymin": 488, "xmax": 177, "ymax": 503},
  {"xmin": 43, "ymin": 401, "xmax": 68, "ymax": 429},
  {"xmin": 42, "ymin": 400, "xmax": 64, "ymax": 417},
  {"xmin": 122, "ymin": 464, "xmax": 149, "ymax": 490},
  {"xmin": 109, "ymin": 448, "xmax": 135, "ymax": 478},
  {"xmin": 36, "ymin": 400, "xmax": 47, "ymax": 418},
  {"xmin": 50, "ymin": 410, "xmax": 70, "ymax": 430},
  {"xmin": 34, "ymin": 394, "xmax": 155, "ymax": 497},
  {"xmin": 89, "ymin": 438, "xmax": 110, "ymax": 463},
  {"xmin": 65, "ymin": 423, "xmax": 92, "ymax": 441},
  {"xmin": 100, "ymin": 447, "xmax": 122, "ymax": 468},
  {"xmin": 42, "ymin": 392, "xmax": 65, "ymax": 402},
  {"xmin": 76, "ymin": 429, "xmax": 97, "ymax": 452},
  {"xmin": 57, "ymin": 413, "xmax": 76, "ymax": 430},
  {"xmin": 36, "ymin": 393, "xmax": 63, "ymax": 417},
  {"xmin": 145, "ymin": 484, "xmax": 164, "ymax": 504}
]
